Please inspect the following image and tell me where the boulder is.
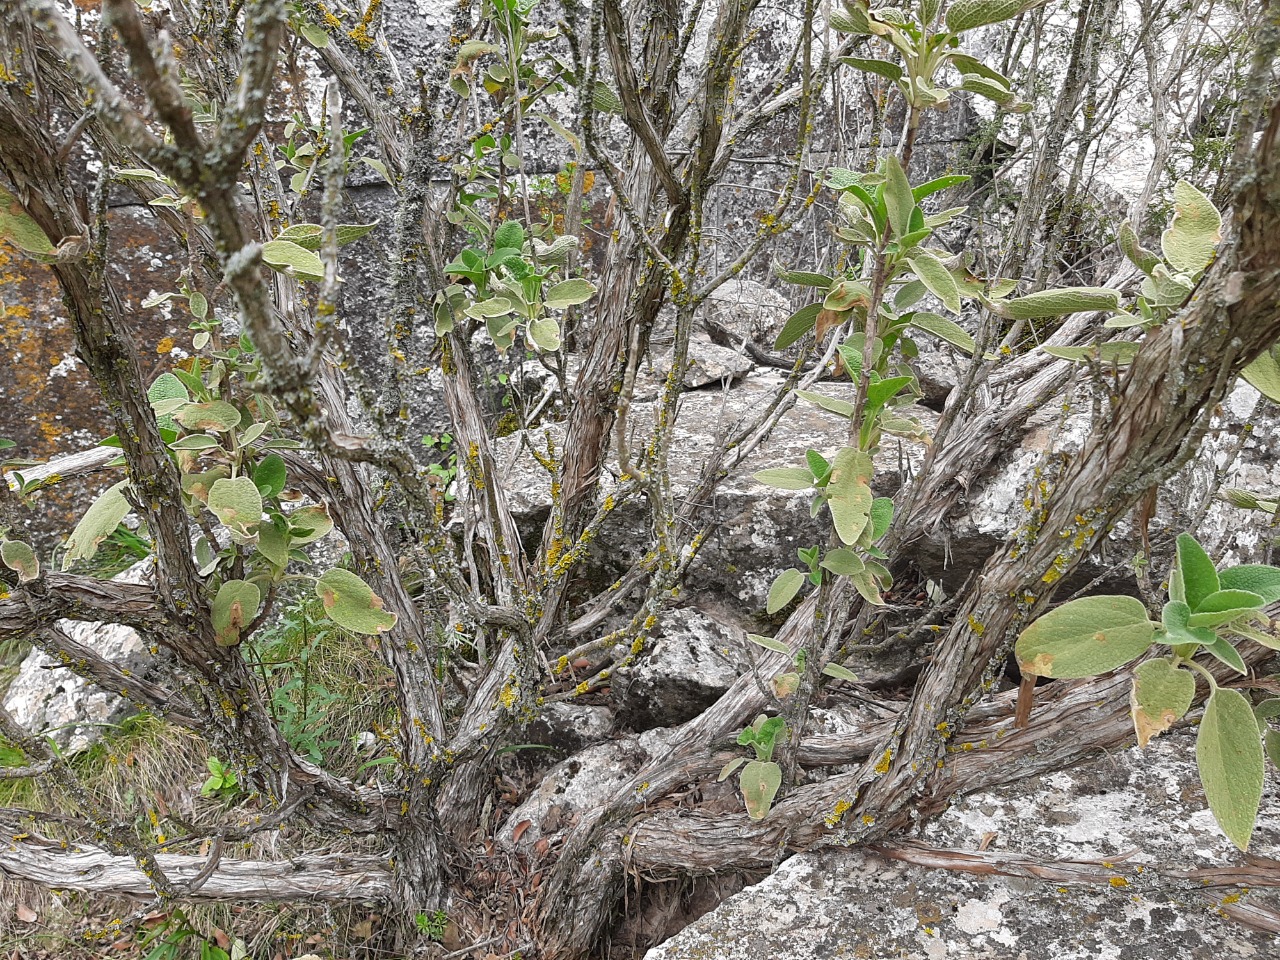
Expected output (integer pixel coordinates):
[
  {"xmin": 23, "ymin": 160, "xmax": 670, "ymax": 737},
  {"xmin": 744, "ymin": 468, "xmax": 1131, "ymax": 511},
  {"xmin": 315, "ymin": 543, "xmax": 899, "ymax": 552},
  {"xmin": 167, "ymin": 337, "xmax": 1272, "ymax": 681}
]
[
  {"xmin": 645, "ymin": 728, "xmax": 1280, "ymax": 959},
  {"xmin": 612, "ymin": 607, "xmax": 750, "ymax": 732}
]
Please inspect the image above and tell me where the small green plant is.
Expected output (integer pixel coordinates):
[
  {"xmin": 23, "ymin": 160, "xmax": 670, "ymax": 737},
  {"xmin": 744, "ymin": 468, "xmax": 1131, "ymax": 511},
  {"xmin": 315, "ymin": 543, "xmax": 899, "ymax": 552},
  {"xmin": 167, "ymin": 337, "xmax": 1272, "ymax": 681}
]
[
  {"xmin": 1015, "ymin": 533, "xmax": 1280, "ymax": 849},
  {"xmin": 421, "ymin": 432, "xmax": 458, "ymax": 501},
  {"xmin": 137, "ymin": 908, "xmax": 241, "ymax": 960},
  {"xmin": 414, "ymin": 909, "xmax": 449, "ymax": 942},
  {"xmin": 717, "ymin": 714, "xmax": 788, "ymax": 820},
  {"xmin": 199, "ymin": 756, "xmax": 242, "ymax": 802}
]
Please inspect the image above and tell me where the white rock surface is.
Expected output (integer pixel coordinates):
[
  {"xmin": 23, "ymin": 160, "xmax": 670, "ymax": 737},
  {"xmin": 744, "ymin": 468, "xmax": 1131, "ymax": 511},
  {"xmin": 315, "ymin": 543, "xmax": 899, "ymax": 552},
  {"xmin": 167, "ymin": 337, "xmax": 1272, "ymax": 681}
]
[{"xmin": 644, "ymin": 729, "xmax": 1280, "ymax": 959}]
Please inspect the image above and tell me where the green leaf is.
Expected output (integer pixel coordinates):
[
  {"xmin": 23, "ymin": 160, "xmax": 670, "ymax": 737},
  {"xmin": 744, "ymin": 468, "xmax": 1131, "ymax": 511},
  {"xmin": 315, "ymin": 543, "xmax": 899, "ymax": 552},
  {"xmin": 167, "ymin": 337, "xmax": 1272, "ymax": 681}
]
[
  {"xmin": 175, "ymin": 401, "xmax": 242, "ymax": 433},
  {"xmin": 261, "ymin": 239, "xmax": 326, "ymax": 282},
  {"xmin": 794, "ymin": 389, "xmax": 855, "ymax": 418},
  {"xmin": 0, "ymin": 184, "xmax": 56, "ymax": 260},
  {"xmin": 717, "ymin": 756, "xmax": 747, "ymax": 782},
  {"xmin": 828, "ymin": 481, "xmax": 873, "ymax": 546},
  {"xmin": 315, "ymin": 568, "xmax": 397, "ymax": 635},
  {"xmin": 774, "ymin": 303, "xmax": 822, "ymax": 349},
  {"xmin": 753, "ymin": 467, "xmax": 813, "ymax": 491},
  {"xmin": 527, "ymin": 316, "xmax": 562, "ymax": 352},
  {"xmin": 912, "ymin": 174, "xmax": 970, "ymax": 203},
  {"xmin": 747, "ymin": 633, "xmax": 791, "ymax": 654},
  {"xmin": 1202, "ymin": 635, "xmax": 1248, "ymax": 674},
  {"xmin": 1118, "ymin": 221, "xmax": 1161, "ymax": 275},
  {"xmin": 820, "ymin": 548, "xmax": 865, "ymax": 576},
  {"xmin": 1188, "ymin": 589, "xmax": 1265, "ymax": 628},
  {"xmin": 1267, "ymin": 730, "xmax": 1280, "ymax": 771},
  {"xmin": 1161, "ymin": 180, "xmax": 1222, "ymax": 275},
  {"xmin": 252, "ymin": 454, "xmax": 287, "ymax": 499},
  {"xmin": 822, "ymin": 662, "xmax": 859, "ymax": 683},
  {"xmin": 1, "ymin": 539, "xmax": 40, "ymax": 582},
  {"xmin": 870, "ymin": 497, "xmax": 894, "ymax": 540},
  {"xmin": 148, "ymin": 372, "xmax": 190, "ymax": 434},
  {"xmin": 1197, "ymin": 687, "xmax": 1265, "ymax": 850},
  {"xmin": 1015, "ymin": 595, "xmax": 1157, "ymax": 679},
  {"xmin": 1041, "ymin": 341, "xmax": 1141, "ymax": 366},
  {"xmin": 767, "ymin": 568, "xmax": 805, "ymax": 614},
  {"xmin": 987, "ymin": 286, "xmax": 1120, "ymax": 320},
  {"xmin": 63, "ymin": 481, "xmax": 132, "ymax": 570},
  {"xmin": 865, "ymin": 375, "xmax": 914, "ymax": 414},
  {"xmin": 895, "ymin": 280, "xmax": 927, "ymax": 310},
  {"xmin": 827, "ymin": 447, "xmax": 873, "ymax": 497},
  {"xmin": 908, "ymin": 312, "xmax": 975, "ymax": 355},
  {"xmin": 1219, "ymin": 565, "xmax": 1280, "ymax": 604},
  {"xmin": 882, "ymin": 156, "xmax": 915, "ymax": 241},
  {"xmin": 543, "ymin": 278, "xmax": 596, "ymax": 309},
  {"xmin": 211, "ymin": 579, "xmax": 261, "ymax": 647},
  {"xmin": 849, "ymin": 569, "xmax": 885, "ymax": 605},
  {"xmin": 839, "ymin": 56, "xmax": 903, "ymax": 82},
  {"xmin": 466, "ymin": 297, "xmax": 515, "ymax": 319},
  {"xmin": 1241, "ymin": 346, "xmax": 1280, "ymax": 403},
  {"xmin": 772, "ymin": 263, "xmax": 834, "ymax": 288},
  {"xmin": 592, "ymin": 81, "xmax": 622, "ymax": 114},
  {"xmin": 207, "ymin": 477, "xmax": 264, "ymax": 542},
  {"xmin": 169, "ymin": 434, "xmax": 222, "ymax": 451},
  {"xmin": 739, "ymin": 759, "xmax": 782, "ymax": 821},
  {"xmin": 945, "ymin": 0, "xmax": 1044, "ymax": 33},
  {"xmin": 493, "ymin": 220, "xmax": 526, "ymax": 252},
  {"xmin": 1130, "ymin": 659, "xmax": 1195, "ymax": 747},
  {"xmin": 805, "ymin": 449, "xmax": 830, "ymax": 480},
  {"xmin": 256, "ymin": 519, "xmax": 290, "ymax": 568},
  {"xmin": 823, "ymin": 279, "xmax": 873, "ymax": 312},
  {"xmin": 1176, "ymin": 533, "xmax": 1220, "ymax": 612},
  {"xmin": 297, "ymin": 19, "xmax": 329, "ymax": 47},
  {"xmin": 906, "ymin": 251, "xmax": 962, "ymax": 315},
  {"xmin": 274, "ymin": 221, "xmax": 380, "ymax": 250},
  {"xmin": 958, "ymin": 74, "xmax": 1017, "ymax": 107},
  {"xmin": 288, "ymin": 504, "xmax": 334, "ymax": 545},
  {"xmin": 1159, "ymin": 599, "xmax": 1217, "ymax": 646}
]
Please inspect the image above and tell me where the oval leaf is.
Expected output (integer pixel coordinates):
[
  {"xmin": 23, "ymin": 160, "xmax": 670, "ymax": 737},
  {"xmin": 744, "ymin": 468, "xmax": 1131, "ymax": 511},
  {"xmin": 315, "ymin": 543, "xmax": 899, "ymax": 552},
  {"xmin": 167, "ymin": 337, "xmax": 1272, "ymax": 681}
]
[
  {"xmin": 1187, "ymin": 589, "xmax": 1265, "ymax": 628},
  {"xmin": 989, "ymin": 287, "xmax": 1120, "ymax": 320},
  {"xmin": 1, "ymin": 539, "xmax": 40, "ymax": 582},
  {"xmin": 1161, "ymin": 180, "xmax": 1222, "ymax": 275},
  {"xmin": 260, "ymin": 239, "xmax": 325, "ymax": 281},
  {"xmin": 315, "ymin": 568, "xmax": 397, "ymax": 634},
  {"xmin": 1130, "ymin": 658, "xmax": 1195, "ymax": 747},
  {"xmin": 288, "ymin": 504, "xmax": 334, "ymax": 545},
  {"xmin": 63, "ymin": 480, "xmax": 132, "ymax": 570},
  {"xmin": 774, "ymin": 302, "xmax": 822, "ymax": 350},
  {"xmin": 1197, "ymin": 688, "xmax": 1265, "ymax": 851},
  {"xmin": 211, "ymin": 579, "xmax": 261, "ymax": 647},
  {"xmin": 1177, "ymin": 533, "xmax": 1220, "ymax": 612},
  {"xmin": 1219, "ymin": 565, "xmax": 1280, "ymax": 604},
  {"xmin": 208, "ymin": 477, "xmax": 264, "ymax": 542},
  {"xmin": 746, "ymin": 633, "xmax": 791, "ymax": 655},
  {"xmin": 753, "ymin": 467, "xmax": 813, "ymax": 491},
  {"xmin": 767, "ymin": 568, "xmax": 805, "ymax": 614},
  {"xmin": 175, "ymin": 401, "xmax": 243, "ymax": 433},
  {"xmin": 906, "ymin": 251, "xmax": 961, "ymax": 316},
  {"xmin": 1016, "ymin": 595, "xmax": 1157, "ymax": 679},
  {"xmin": 908, "ymin": 312, "xmax": 975, "ymax": 354},
  {"xmin": 739, "ymin": 759, "xmax": 782, "ymax": 821},
  {"xmin": 543, "ymin": 278, "xmax": 596, "ymax": 309}
]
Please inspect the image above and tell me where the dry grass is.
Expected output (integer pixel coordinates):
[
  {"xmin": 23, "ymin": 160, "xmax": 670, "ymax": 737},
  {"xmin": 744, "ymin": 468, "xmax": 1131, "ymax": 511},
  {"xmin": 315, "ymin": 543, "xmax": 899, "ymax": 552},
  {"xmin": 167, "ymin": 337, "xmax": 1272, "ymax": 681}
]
[{"xmin": 0, "ymin": 597, "xmax": 417, "ymax": 960}]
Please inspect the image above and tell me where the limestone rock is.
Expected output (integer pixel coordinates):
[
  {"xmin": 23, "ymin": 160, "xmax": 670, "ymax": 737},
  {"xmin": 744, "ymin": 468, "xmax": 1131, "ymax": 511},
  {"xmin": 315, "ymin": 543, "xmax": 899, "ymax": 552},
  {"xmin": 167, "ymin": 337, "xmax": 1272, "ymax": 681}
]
[
  {"xmin": 3, "ymin": 561, "xmax": 152, "ymax": 754},
  {"xmin": 645, "ymin": 728, "xmax": 1280, "ymax": 959},
  {"xmin": 612, "ymin": 607, "xmax": 750, "ymax": 732}
]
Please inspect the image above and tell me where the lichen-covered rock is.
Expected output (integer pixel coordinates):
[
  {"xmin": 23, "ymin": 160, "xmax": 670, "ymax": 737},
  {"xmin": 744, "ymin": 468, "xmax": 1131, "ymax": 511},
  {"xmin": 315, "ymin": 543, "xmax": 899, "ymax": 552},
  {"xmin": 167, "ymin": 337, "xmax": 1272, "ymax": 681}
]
[
  {"xmin": 645, "ymin": 728, "xmax": 1280, "ymax": 959},
  {"xmin": 612, "ymin": 607, "xmax": 750, "ymax": 731},
  {"xmin": 495, "ymin": 369, "xmax": 934, "ymax": 615}
]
